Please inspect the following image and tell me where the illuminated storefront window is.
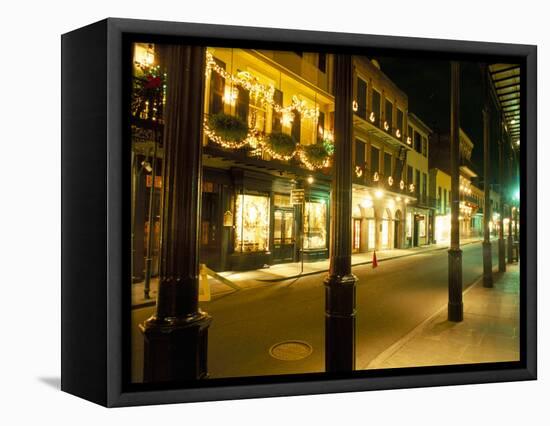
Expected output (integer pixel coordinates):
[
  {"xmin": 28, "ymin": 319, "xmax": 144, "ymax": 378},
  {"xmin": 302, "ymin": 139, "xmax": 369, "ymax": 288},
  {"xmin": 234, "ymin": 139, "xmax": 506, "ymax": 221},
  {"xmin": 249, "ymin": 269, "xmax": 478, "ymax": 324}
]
[
  {"xmin": 435, "ymin": 214, "xmax": 450, "ymax": 243},
  {"xmin": 235, "ymin": 194, "xmax": 270, "ymax": 252},
  {"xmin": 304, "ymin": 201, "xmax": 327, "ymax": 249},
  {"xmin": 368, "ymin": 219, "xmax": 375, "ymax": 250},
  {"xmin": 406, "ymin": 213, "xmax": 413, "ymax": 239}
]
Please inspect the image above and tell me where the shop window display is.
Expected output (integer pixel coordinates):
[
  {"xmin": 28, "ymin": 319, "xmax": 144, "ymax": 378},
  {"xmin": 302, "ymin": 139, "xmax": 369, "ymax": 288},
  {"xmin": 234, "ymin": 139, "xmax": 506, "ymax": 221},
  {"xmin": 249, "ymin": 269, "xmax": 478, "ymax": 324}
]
[
  {"xmin": 235, "ymin": 194, "xmax": 270, "ymax": 252},
  {"xmin": 304, "ymin": 201, "xmax": 327, "ymax": 249}
]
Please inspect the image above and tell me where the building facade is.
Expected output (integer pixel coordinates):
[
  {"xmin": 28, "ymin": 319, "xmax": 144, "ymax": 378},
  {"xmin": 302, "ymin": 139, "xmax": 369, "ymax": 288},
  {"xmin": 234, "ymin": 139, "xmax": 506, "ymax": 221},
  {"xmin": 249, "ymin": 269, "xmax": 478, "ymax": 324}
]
[
  {"xmin": 406, "ymin": 113, "xmax": 435, "ymax": 247},
  {"xmin": 429, "ymin": 128, "xmax": 481, "ymax": 244},
  {"xmin": 351, "ymin": 57, "xmax": 416, "ymax": 254},
  {"xmin": 429, "ymin": 167, "xmax": 451, "ymax": 244},
  {"xmin": 130, "ymin": 46, "xmax": 453, "ymax": 278},
  {"xmin": 201, "ymin": 47, "xmax": 335, "ymax": 271}
]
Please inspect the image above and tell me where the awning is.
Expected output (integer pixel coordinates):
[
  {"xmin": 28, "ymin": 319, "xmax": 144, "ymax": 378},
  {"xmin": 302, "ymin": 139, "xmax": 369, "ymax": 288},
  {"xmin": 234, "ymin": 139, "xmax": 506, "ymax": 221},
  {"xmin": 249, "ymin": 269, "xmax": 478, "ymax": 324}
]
[{"xmin": 488, "ymin": 64, "xmax": 520, "ymax": 148}]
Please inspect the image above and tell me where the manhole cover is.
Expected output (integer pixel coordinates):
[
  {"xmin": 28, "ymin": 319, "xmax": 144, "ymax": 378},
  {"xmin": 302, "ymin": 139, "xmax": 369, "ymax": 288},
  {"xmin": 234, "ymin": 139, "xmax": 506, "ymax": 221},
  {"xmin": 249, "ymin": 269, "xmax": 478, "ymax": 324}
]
[{"xmin": 269, "ymin": 341, "xmax": 312, "ymax": 361}]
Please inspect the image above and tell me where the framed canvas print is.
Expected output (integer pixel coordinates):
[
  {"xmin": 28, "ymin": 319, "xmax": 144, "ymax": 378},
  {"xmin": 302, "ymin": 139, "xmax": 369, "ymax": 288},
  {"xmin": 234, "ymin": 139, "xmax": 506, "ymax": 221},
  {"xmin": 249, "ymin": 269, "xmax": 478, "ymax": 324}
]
[{"xmin": 61, "ymin": 18, "xmax": 536, "ymax": 407}]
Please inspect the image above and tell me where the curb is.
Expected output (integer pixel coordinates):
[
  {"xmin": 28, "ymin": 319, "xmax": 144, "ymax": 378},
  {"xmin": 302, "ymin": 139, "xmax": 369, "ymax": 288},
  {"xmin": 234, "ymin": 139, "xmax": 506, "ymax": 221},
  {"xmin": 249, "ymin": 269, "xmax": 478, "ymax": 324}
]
[{"xmin": 256, "ymin": 240, "xmax": 482, "ymax": 283}]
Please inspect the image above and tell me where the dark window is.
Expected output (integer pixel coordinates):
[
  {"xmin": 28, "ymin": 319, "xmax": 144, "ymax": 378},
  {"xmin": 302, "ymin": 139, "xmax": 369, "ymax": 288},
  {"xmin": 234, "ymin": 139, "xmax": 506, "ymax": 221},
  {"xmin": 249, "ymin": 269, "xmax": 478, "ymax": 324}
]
[
  {"xmin": 272, "ymin": 89, "xmax": 283, "ymax": 133},
  {"xmin": 372, "ymin": 90, "xmax": 381, "ymax": 124},
  {"xmin": 371, "ymin": 146, "xmax": 380, "ymax": 173},
  {"xmin": 236, "ymin": 85, "xmax": 249, "ymax": 124},
  {"xmin": 355, "ymin": 140, "xmax": 366, "ymax": 167},
  {"xmin": 444, "ymin": 188, "xmax": 448, "ymax": 212},
  {"xmin": 385, "ymin": 99, "xmax": 393, "ymax": 129},
  {"xmin": 438, "ymin": 187, "xmax": 442, "ymax": 211},
  {"xmin": 414, "ymin": 130, "xmax": 422, "ymax": 153},
  {"xmin": 384, "ymin": 152, "xmax": 392, "ymax": 177},
  {"xmin": 291, "ymin": 109, "xmax": 301, "ymax": 143},
  {"xmin": 209, "ymin": 58, "xmax": 225, "ymax": 115},
  {"xmin": 356, "ymin": 78, "xmax": 367, "ymax": 118},
  {"xmin": 397, "ymin": 109, "xmax": 404, "ymax": 133},
  {"xmin": 415, "ymin": 169, "xmax": 420, "ymax": 195},
  {"xmin": 408, "ymin": 125, "xmax": 413, "ymax": 140},
  {"xmin": 407, "ymin": 165, "xmax": 413, "ymax": 184},
  {"xmin": 318, "ymin": 53, "xmax": 327, "ymax": 73}
]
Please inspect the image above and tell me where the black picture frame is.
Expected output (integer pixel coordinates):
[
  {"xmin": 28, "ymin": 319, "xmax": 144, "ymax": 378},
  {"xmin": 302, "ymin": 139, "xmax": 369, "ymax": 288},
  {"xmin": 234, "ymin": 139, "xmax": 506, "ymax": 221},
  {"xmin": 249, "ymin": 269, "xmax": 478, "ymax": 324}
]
[{"xmin": 61, "ymin": 17, "xmax": 537, "ymax": 407}]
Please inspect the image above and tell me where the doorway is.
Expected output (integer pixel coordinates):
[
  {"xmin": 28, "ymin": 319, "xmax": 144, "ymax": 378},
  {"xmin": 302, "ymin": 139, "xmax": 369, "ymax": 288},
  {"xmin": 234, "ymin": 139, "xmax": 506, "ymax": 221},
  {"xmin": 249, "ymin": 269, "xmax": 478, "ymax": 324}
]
[
  {"xmin": 352, "ymin": 218, "xmax": 361, "ymax": 253},
  {"xmin": 273, "ymin": 208, "xmax": 295, "ymax": 263}
]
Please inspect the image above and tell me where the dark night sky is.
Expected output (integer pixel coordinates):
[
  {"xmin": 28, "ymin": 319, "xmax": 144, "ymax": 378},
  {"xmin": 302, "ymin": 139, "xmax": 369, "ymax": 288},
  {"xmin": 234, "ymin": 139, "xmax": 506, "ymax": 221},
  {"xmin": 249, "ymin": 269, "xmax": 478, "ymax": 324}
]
[{"xmin": 374, "ymin": 56, "xmax": 498, "ymax": 184}]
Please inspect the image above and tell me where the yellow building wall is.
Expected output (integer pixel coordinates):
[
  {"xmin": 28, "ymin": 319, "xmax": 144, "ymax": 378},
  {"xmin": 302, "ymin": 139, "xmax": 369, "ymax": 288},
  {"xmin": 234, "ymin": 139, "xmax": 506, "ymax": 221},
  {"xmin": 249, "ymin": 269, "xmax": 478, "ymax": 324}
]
[{"xmin": 205, "ymin": 47, "xmax": 334, "ymax": 144}]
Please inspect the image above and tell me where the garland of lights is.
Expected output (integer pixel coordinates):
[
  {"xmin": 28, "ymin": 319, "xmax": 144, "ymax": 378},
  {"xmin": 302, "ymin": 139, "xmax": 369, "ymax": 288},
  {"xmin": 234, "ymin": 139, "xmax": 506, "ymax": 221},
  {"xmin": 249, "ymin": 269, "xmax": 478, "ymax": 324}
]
[
  {"xmin": 203, "ymin": 119, "xmax": 260, "ymax": 149},
  {"xmin": 203, "ymin": 120, "xmax": 331, "ymax": 170},
  {"xmin": 205, "ymin": 51, "xmax": 320, "ymax": 120},
  {"xmin": 297, "ymin": 148, "xmax": 331, "ymax": 170}
]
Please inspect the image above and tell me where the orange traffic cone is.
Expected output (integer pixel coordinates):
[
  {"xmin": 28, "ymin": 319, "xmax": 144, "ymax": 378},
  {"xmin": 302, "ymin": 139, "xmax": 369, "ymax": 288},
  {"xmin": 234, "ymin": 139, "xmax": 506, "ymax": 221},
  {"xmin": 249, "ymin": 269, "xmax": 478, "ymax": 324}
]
[{"xmin": 372, "ymin": 250, "xmax": 378, "ymax": 268}]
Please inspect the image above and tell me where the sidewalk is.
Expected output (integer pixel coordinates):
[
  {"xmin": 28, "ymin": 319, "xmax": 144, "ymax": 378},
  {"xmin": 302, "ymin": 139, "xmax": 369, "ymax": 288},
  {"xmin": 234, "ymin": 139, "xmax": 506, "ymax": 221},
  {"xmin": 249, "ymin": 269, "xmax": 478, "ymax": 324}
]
[
  {"xmin": 132, "ymin": 237, "xmax": 482, "ymax": 308},
  {"xmin": 364, "ymin": 263, "xmax": 520, "ymax": 369}
]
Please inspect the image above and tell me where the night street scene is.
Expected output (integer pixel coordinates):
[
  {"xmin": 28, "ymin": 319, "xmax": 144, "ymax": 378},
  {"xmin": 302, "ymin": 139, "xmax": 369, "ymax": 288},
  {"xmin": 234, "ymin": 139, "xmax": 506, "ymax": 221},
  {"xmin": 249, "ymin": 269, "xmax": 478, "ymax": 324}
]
[{"xmin": 129, "ymin": 43, "xmax": 520, "ymax": 384}]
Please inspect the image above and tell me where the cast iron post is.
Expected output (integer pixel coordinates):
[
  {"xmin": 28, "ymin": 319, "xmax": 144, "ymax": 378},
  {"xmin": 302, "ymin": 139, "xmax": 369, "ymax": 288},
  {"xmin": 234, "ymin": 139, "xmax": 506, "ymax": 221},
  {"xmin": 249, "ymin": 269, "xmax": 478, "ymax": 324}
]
[
  {"xmin": 141, "ymin": 45, "xmax": 211, "ymax": 382},
  {"xmin": 448, "ymin": 61, "xmax": 463, "ymax": 322},
  {"xmin": 507, "ymin": 149, "xmax": 514, "ymax": 263},
  {"xmin": 498, "ymin": 125, "xmax": 506, "ymax": 272},
  {"xmin": 324, "ymin": 54, "xmax": 357, "ymax": 372},
  {"xmin": 481, "ymin": 65, "xmax": 493, "ymax": 287}
]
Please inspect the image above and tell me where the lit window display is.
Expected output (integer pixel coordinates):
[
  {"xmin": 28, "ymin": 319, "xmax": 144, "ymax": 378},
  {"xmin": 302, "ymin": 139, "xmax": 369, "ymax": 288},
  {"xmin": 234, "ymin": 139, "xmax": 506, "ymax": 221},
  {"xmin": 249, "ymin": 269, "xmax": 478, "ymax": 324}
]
[
  {"xmin": 235, "ymin": 194, "xmax": 270, "ymax": 252},
  {"xmin": 304, "ymin": 201, "xmax": 327, "ymax": 249},
  {"xmin": 435, "ymin": 214, "xmax": 450, "ymax": 244},
  {"xmin": 368, "ymin": 219, "xmax": 375, "ymax": 250}
]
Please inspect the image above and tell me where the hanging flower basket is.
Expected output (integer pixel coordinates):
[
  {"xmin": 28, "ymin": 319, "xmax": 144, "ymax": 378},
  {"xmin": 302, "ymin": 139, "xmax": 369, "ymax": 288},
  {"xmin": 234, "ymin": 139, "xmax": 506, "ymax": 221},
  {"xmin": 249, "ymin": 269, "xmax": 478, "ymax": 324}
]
[
  {"xmin": 207, "ymin": 113, "xmax": 249, "ymax": 146},
  {"xmin": 301, "ymin": 143, "xmax": 331, "ymax": 169},
  {"xmin": 264, "ymin": 132, "xmax": 297, "ymax": 160}
]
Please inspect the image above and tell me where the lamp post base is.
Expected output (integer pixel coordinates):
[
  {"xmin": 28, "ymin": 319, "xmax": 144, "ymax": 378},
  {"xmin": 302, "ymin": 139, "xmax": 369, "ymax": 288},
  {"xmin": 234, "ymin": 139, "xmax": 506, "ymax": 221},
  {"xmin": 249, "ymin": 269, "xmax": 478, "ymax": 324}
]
[
  {"xmin": 141, "ymin": 311, "xmax": 212, "ymax": 383},
  {"xmin": 448, "ymin": 248, "xmax": 463, "ymax": 322},
  {"xmin": 324, "ymin": 273, "xmax": 357, "ymax": 373}
]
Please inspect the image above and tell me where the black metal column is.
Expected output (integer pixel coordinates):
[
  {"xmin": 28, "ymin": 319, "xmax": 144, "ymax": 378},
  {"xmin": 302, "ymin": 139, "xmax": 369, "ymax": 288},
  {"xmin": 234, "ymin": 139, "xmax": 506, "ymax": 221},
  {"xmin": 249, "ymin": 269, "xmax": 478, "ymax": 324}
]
[
  {"xmin": 141, "ymin": 45, "xmax": 211, "ymax": 382},
  {"xmin": 324, "ymin": 54, "xmax": 357, "ymax": 372},
  {"xmin": 448, "ymin": 61, "xmax": 463, "ymax": 322},
  {"xmin": 498, "ymin": 126, "xmax": 506, "ymax": 272},
  {"xmin": 507, "ymin": 150, "xmax": 514, "ymax": 263},
  {"xmin": 481, "ymin": 65, "xmax": 493, "ymax": 287}
]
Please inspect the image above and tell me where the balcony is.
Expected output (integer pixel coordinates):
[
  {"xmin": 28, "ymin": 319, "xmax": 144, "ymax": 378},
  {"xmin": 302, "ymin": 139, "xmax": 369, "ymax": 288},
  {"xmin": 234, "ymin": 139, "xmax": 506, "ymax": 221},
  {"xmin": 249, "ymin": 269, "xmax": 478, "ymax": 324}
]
[
  {"xmin": 353, "ymin": 108, "xmax": 412, "ymax": 151},
  {"xmin": 352, "ymin": 165, "xmax": 416, "ymax": 198}
]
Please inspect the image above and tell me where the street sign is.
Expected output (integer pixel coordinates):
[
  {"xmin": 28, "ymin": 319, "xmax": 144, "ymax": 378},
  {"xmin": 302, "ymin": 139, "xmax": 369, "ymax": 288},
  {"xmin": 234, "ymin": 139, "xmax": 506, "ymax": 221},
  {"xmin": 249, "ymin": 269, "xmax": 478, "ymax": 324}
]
[{"xmin": 290, "ymin": 189, "xmax": 305, "ymax": 205}]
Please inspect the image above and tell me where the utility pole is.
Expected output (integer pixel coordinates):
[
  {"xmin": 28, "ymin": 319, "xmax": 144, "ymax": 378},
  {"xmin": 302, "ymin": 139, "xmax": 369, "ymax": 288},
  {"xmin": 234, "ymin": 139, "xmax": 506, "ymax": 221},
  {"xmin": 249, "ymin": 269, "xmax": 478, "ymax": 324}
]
[
  {"xmin": 482, "ymin": 65, "xmax": 493, "ymax": 287},
  {"xmin": 141, "ymin": 45, "xmax": 211, "ymax": 382},
  {"xmin": 324, "ymin": 54, "xmax": 357, "ymax": 372},
  {"xmin": 448, "ymin": 61, "xmax": 463, "ymax": 322}
]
